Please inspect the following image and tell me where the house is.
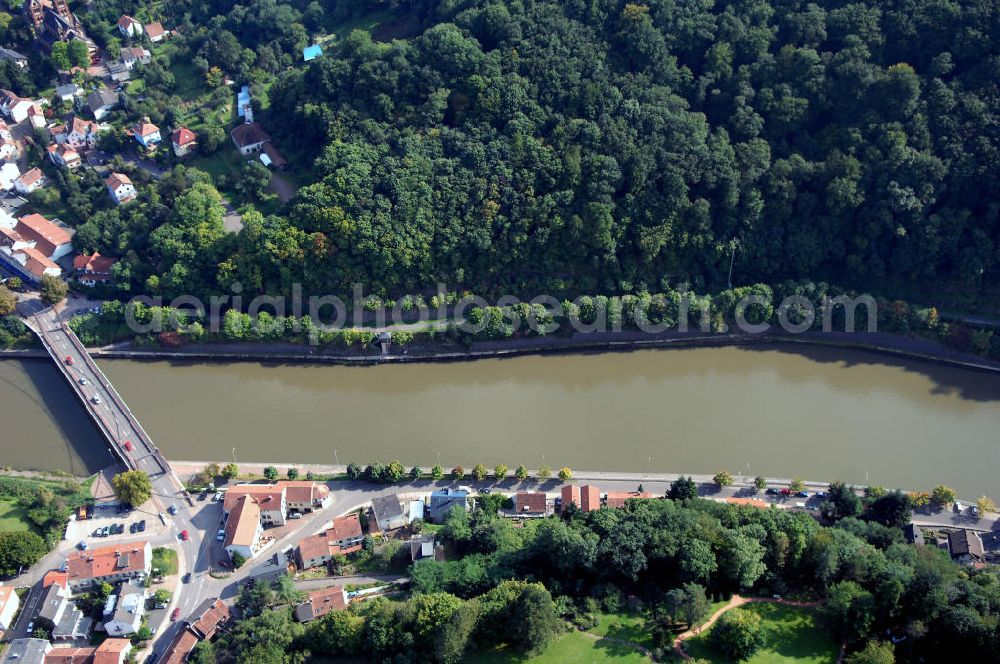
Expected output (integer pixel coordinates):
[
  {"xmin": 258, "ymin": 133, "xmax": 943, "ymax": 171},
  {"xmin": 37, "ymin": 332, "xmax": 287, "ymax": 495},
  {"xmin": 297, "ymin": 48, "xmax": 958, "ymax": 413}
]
[
  {"xmin": 26, "ymin": 103, "xmax": 45, "ymax": 129},
  {"xmin": 409, "ymin": 536, "xmax": 437, "ymax": 562},
  {"xmin": 0, "ymin": 162, "xmax": 19, "ymax": 190},
  {"xmin": 3, "ymin": 639, "xmax": 51, "ymax": 664},
  {"xmin": 0, "ymin": 584, "xmax": 20, "ymax": 631},
  {"xmin": 580, "ymin": 485, "xmax": 601, "ymax": 512},
  {"xmin": 55, "ymin": 83, "xmax": 82, "ymax": 102},
  {"xmin": 224, "ymin": 495, "xmax": 265, "ymax": 562},
  {"xmin": 281, "ymin": 480, "xmax": 331, "ymax": 512},
  {"xmin": 0, "ymin": 134, "xmax": 21, "ymax": 162},
  {"xmin": 903, "ymin": 523, "xmax": 924, "ymax": 546},
  {"xmin": 120, "ymin": 46, "xmax": 151, "ymax": 69},
  {"xmin": 428, "ymin": 489, "xmax": 468, "ymax": 524},
  {"xmin": 725, "ymin": 497, "xmax": 768, "ymax": 509},
  {"xmin": 106, "ymin": 60, "xmax": 131, "ymax": 82},
  {"xmin": 512, "ymin": 492, "xmax": 548, "ymax": 517},
  {"xmin": 144, "ymin": 22, "xmax": 166, "ymax": 42},
  {"xmin": 296, "ymin": 514, "xmax": 364, "ymax": 570},
  {"xmin": 131, "ymin": 119, "xmax": 160, "ymax": 148},
  {"xmin": 230, "ymin": 121, "xmax": 269, "ymax": 156},
  {"xmin": 36, "ymin": 582, "xmax": 92, "ymax": 641},
  {"xmin": 303, "ymin": 44, "xmax": 322, "ymax": 61},
  {"xmin": 605, "ymin": 491, "xmax": 654, "ymax": 509},
  {"xmin": 24, "ymin": 0, "xmax": 95, "ymax": 54},
  {"xmin": 92, "ymin": 639, "xmax": 132, "ymax": 664},
  {"xmin": 187, "ymin": 597, "xmax": 230, "ymax": 640},
  {"xmin": 73, "ymin": 252, "xmax": 117, "ymax": 286},
  {"xmin": 103, "ymin": 579, "xmax": 145, "ymax": 636},
  {"xmin": 1, "ymin": 213, "xmax": 75, "ymax": 261},
  {"xmin": 160, "ymin": 628, "xmax": 199, "ymax": 664},
  {"xmin": 87, "ymin": 89, "xmax": 119, "ymax": 120},
  {"xmin": 43, "ymin": 646, "xmax": 96, "ymax": 663},
  {"xmin": 0, "ymin": 48, "xmax": 28, "ymax": 68},
  {"xmin": 948, "ymin": 529, "xmax": 985, "ymax": 564},
  {"xmin": 260, "ymin": 142, "xmax": 287, "ymax": 170},
  {"xmin": 53, "ymin": 116, "xmax": 99, "ymax": 148},
  {"xmin": 14, "ymin": 167, "xmax": 46, "ymax": 195},
  {"xmin": 408, "ymin": 499, "xmax": 425, "ymax": 523},
  {"xmin": 0, "ymin": 89, "xmax": 36, "ymax": 122},
  {"xmin": 105, "ymin": 172, "xmax": 136, "ymax": 205},
  {"xmin": 236, "ymin": 85, "xmax": 252, "ymax": 122},
  {"xmin": 171, "ymin": 126, "xmax": 196, "ymax": 157},
  {"xmin": 48, "ymin": 143, "xmax": 81, "ymax": 169},
  {"xmin": 0, "ymin": 245, "xmax": 61, "ymax": 282},
  {"xmin": 64, "ymin": 541, "xmax": 151, "ymax": 591},
  {"xmin": 293, "ymin": 586, "xmax": 346, "ymax": 623},
  {"xmin": 561, "ymin": 485, "xmax": 580, "ymax": 511},
  {"xmin": 117, "ymin": 15, "xmax": 142, "ymax": 38},
  {"xmin": 42, "ymin": 571, "xmax": 69, "ymax": 589},
  {"xmin": 371, "ymin": 494, "xmax": 406, "ymax": 532},
  {"xmin": 222, "ymin": 484, "xmax": 287, "ymax": 525}
]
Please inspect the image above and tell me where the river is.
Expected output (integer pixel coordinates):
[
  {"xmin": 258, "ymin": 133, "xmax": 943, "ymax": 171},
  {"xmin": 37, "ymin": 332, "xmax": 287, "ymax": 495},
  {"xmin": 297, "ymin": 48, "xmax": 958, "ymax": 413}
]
[{"xmin": 2, "ymin": 345, "xmax": 998, "ymax": 496}]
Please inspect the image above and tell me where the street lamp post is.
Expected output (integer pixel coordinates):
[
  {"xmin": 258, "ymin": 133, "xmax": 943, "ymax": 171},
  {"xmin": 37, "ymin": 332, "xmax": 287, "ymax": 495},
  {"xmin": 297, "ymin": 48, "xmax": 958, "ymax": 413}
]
[
  {"xmin": 334, "ymin": 449, "xmax": 340, "ymax": 473},
  {"xmin": 232, "ymin": 446, "xmax": 237, "ymax": 464}
]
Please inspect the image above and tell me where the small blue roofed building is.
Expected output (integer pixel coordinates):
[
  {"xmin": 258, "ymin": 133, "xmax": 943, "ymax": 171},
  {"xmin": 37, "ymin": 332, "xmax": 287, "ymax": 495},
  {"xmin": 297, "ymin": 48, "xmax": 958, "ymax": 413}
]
[
  {"xmin": 237, "ymin": 85, "xmax": 253, "ymax": 123},
  {"xmin": 303, "ymin": 44, "xmax": 323, "ymax": 61},
  {"xmin": 428, "ymin": 489, "xmax": 468, "ymax": 524}
]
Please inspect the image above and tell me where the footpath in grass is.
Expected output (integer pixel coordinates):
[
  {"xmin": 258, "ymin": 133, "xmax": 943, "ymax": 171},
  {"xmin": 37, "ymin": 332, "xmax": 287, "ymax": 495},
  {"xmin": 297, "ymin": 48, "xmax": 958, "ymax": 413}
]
[{"xmin": 684, "ymin": 603, "xmax": 838, "ymax": 664}]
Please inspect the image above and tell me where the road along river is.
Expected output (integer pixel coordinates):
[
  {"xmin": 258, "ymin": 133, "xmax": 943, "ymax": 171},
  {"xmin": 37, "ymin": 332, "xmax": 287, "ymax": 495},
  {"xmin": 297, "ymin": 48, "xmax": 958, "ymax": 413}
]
[{"xmin": 2, "ymin": 344, "xmax": 998, "ymax": 496}]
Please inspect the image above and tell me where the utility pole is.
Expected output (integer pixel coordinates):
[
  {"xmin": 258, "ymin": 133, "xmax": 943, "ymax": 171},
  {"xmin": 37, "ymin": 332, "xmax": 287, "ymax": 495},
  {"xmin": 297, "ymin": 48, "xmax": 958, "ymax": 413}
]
[{"xmin": 231, "ymin": 446, "xmax": 237, "ymax": 464}]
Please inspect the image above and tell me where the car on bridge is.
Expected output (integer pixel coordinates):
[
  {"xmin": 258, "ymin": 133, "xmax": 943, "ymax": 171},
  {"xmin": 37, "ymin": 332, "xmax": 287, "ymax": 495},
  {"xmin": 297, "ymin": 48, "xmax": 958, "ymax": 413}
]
[
  {"xmin": 91, "ymin": 396, "xmax": 102, "ymax": 404},
  {"xmin": 64, "ymin": 356, "xmax": 74, "ymax": 365},
  {"xmin": 123, "ymin": 441, "xmax": 134, "ymax": 452},
  {"xmin": 79, "ymin": 377, "xmax": 88, "ymax": 385}
]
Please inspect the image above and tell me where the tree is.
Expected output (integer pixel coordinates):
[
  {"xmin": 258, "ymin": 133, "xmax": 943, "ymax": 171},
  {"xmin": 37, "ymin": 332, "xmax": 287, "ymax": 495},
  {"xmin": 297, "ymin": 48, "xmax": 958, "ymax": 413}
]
[
  {"xmin": 410, "ymin": 466, "xmax": 422, "ymax": 481},
  {"xmin": 431, "ymin": 465, "xmax": 444, "ymax": 480},
  {"xmin": 286, "ymin": 467, "xmax": 299, "ymax": 480},
  {"xmin": 0, "ymin": 285, "xmax": 15, "ymax": 315},
  {"xmin": 452, "ymin": 466, "xmax": 465, "ymax": 480},
  {"xmin": 515, "ymin": 465, "xmax": 529, "ymax": 481},
  {"xmin": 865, "ymin": 491, "xmax": 913, "ymax": 528},
  {"xmin": 189, "ymin": 640, "xmax": 216, "ymax": 664},
  {"xmin": 386, "ymin": 460, "xmax": 406, "ymax": 483},
  {"xmin": 789, "ymin": 477, "xmax": 805, "ymax": 493},
  {"xmin": 222, "ymin": 463, "xmax": 239, "ymax": 479},
  {"xmin": 236, "ymin": 579, "xmax": 273, "ymax": 617},
  {"xmin": 472, "ymin": 464, "xmax": 488, "ymax": 481},
  {"xmin": 346, "ymin": 463, "xmax": 362, "ymax": 480},
  {"xmin": 0, "ymin": 531, "xmax": 47, "ymax": 575},
  {"xmin": 67, "ymin": 40, "xmax": 89, "ymax": 68},
  {"xmin": 558, "ymin": 467, "xmax": 573, "ymax": 481},
  {"xmin": 846, "ymin": 641, "xmax": 895, "ymax": 664},
  {"xmin": 825, "ymin": 481, "xmax": 863, "ymax": 520},
  {"xmin": 39, "ymin": 275, "xmax": 68, "ymax": 305},
  {"xmin": 272, "ymin": 574, "xmax": 305, "ymax": 605},
  {"xmin": 754, "ymin": 476, "xmax": 767, "ymax": 491},
  {"xmin": 826, "ymin": 581, "xmax": 875, "ymax": 643},
  {"xmin": 664, "ymin": 583, "xmax": 710, "ymax": 628},
  {"xmin": 537, "ymin": 466, "xmax": 551, "ymax": 479},
  {"xmin": 154, "ymin": 589, "xmax": 172, "ymax": 605},
  {"xmin": 263, "ymin": 466, "xmax": 278, "ymax": 480},
  {"xmin": 669, "ymin": 476, "xmax": 698, "ymax": 500},
  {"xmin": 976, "ymin": 496, "xmax": 996, "ymax": 514},
  {"xmin": 713, "ymin": 470, "xmax": 733, "ymax": 487},
  {"xmin": 112, "ymin": 470, "xmax": 152, "ymax": 506},
  {"xmin": 709, "ymin": 608, "xmax": 766, "ymax": 661},
  {"xmin": 493, "ymin": 464, "xmax": 507, "ymax": 480},
  {"xmin": 930, "ymin": 485, "xmax": 956, "ymax": 507},
  {"xmin": 238, "ymin": 160, "xmax": 272, "ymax": 201}
]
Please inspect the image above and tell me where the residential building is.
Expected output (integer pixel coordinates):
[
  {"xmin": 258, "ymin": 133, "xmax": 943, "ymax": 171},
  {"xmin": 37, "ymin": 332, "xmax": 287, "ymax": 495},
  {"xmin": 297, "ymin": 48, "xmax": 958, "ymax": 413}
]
[
  {"xmin": 371, "ymin": 494, "xmax": 406, "ymax": 532},
  {"xmin": 0, "ymin": 212, "xmax": 75, "ymax": 281},
  {"xmin": 561, "ymin": 485, "xmax": 580, "ymax": 511},
  {"xmin": 48, "ymin": 143, "xmax": 81, "ymax": 169},
  {"xmin": 948, "ymin": 529, "xmax": 985, "ymax": 564},
  {"xmin": 132, "ymin": 120, "xmax": 160, "ymax": 148},
  {"xmin": 117, "ymin": 15, "xmax": 142, "ymax": 38},
  {"xmin": 0, "ymin": 89, "xmax": 35, "ymax": 122},
  {"xmin": 222, "ymin": 484, "xmax": 287, "ymax": 525},
  {"xmin": 0, "ymin": 130, "xmax": 21, "ymax": 162},
  {"xmin": 73, "ymin": 252, "xmax": 117, "ymax": 286},
  {"xmin": 512, "ymin": 492, "xmax": 548, "ymax": 517},
  {"xmin": 107, "ymin": 60, "xmax": 130, "ymax": 83},
  {"xmin": 428, "ymin": 489, "xmax": 467, "ymax": 524},
  {"xmin": 24, "ymin": 0, "xmax": 94, "ymax": 54},
  {"xmin": 43, "ymin": 646, "xmax": 95, "ymax": 663},
  {"xmin": 408, "ymin": 499, "xmax": 425, "ymax": 523},
  {"xmin": 105, "ymin": 172, "xmax": 136, "ymax": 205},
  {"xmin": 36, "ymin": 582, "xmax": 92, "ymax": 641},
  {"xmin": 230, "ymin": 121, "xmax": 269, "ymax": 155},
  {"xmin": 903, "ymin": 523, "xmax": 925, "ymax": 546},
  {"xmin": 14, "ymin": 167, "xmax": 46, "ymax": 195},
  {"xmin": 296, "ymin": 514, "xmax": 364, "ymax": 569},
  {"xmin": 0, "ymin": 162, "xmax": 18, "ymax": 190},
  {"xmin": 144, "ymin": 22, "xmax": 166, "ymax": 42},
  {"xmin": 55, "ymin": 83, "xmax": 81, "ymax": 102},
  {"xmin": 0, "ymin": 48, "xmax": 28, "ymax": 68},
  {"xmin": 37, "ymin": 583, "xmax": 69, "ymax": 631},
  {"xmin": 409, "ymin": 536, "xmax": 436, "ymax": 562},
  {"xmin": 224, "ymin": 495, "xmax": 265, "ymax": 562},
  {"xmin": 187, "ymin": 597, "xmax": 230, "ymax": 640},
  {"xmin": 87, "ymin": 89, "xmax": 119, "ymax": 121},
  {"xmin": 580, "ymin": 485, "xmax": 601, "ymax": 512},
  {"xmin": 103, "ymin": 579, "xmax": 145, "ymax": 636},
  {"xmin": 9, "ymin": 213, "xmax": 74, "ymax": 261},
  {"xmin": 0, "ymin": 584, "xmax": 20, "ymax": 630},
  {"xmin": 236, "ymin": 85, "xmax": 252, "ymax": 122},
  {"xmin": 171, "ymin": 126, "xmax": 196, "ymax": 157},
  {"xmin": 93, "ymin": 639, "xmax": 132, "ymax": 664},
  {"xmin": 260, "ymin": 142, "xmax": 288, "ymax": 170},
  {"xmin": 293, "ymin": 586, "xmax": 346, "ymax": 623},
  {"xmin": 64, "ymin": 541, "xmax": 151, "ymax": 591},
  {"xmin": 3, "ymin": 639, "xmax": 51, "ymax": 664},
  {"xmin": 160, "ymin": 628, "xmax": 199, "ymax": 664},
  {"xmin": 605, "ymin": 491, "xmax": 653, "ymax": 508},
  {"xmin": 0, "ymin": 245, "xmax": 60, "ymax": 282},
  {"xmin": 280, "ymin": 480, "xmax": 331, "ymax": 512},
  {"xmin": 120, "ymin": 47, "xmax": 151, "ymax": 70},
  {"xmin": 61, "ymin": 116, "xmax": 99, "ymax": 148}
]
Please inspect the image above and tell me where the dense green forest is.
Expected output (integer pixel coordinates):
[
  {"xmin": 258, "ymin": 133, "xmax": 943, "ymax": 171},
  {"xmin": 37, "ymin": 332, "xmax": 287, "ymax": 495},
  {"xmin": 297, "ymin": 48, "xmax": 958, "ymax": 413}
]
[
  {"xmin": 69, "ymin": 0, "xmax": 999, "ymax": 304},
  {"xmin": 207, "ymin": 493, "xmax": 1000, "ymax": 663}
]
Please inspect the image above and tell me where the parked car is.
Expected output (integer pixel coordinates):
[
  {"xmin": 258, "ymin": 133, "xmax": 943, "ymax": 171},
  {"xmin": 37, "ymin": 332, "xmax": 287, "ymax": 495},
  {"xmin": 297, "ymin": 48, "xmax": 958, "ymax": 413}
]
[
  {"xmin": 26, "ymin": 621, "xmax": 34, "ymax": 633},
  {"xmin": 765, "ymin": 487, "xmax": 780, "ymax": 495},
  {"xmin": 780, "ymin": 488, "xmax": 792, "ymax": 495},
  {"xmin": 100, "ymin": 526, "xmax": 110, "ymax": 536},
  {"xmin": 168, "ymin": 504, "xmax": 178, "ymax": 515},
  {"xmin": 138, "ymin": 519, "xmax": 146, "ymax": 532},
  {"xmin": 158, "ymin": 512, "xmax": 166, "ymax": 524},
  {"xmin": 129, "ymin": 523, "xmax": 137, "ymax": 534},
  {"xmin": 170, "ymin": 608, "xmax": 180, "ymax": 621},
  {"xmin": 77, "ymin": 540, "xmax": 88, "ymax": 550},
  {"xmin": 954, "ymin": 501, "xmax": 964, "ymax": 513},
  {"xmin": 93, "ymin": 527, "xmax": 103, "ymax": 537},
  {"xmin": 216, "ymin": 529, "xmax": 225, "ymax": 541},
  {"xmin": 796, "ymin": 491, "xmax": 811, "ymax": 498},
  {"xmin": 480, "ymin": 488, "xmax": 492, "ymax": 494},
  {"xmin": 288, "ymin": 512, "xmax": 302, "ymax": 520},
  {"xmin": 970, "ymin": 505, "xmax": 980, "ymax": 517}
]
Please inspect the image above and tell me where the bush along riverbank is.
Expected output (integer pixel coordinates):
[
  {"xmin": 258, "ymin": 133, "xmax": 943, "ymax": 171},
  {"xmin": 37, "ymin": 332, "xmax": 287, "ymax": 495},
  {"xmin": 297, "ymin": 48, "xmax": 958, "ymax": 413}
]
[{"xmin": 64, "ymin": 281, "xmax": 1000, "ymax": 363}]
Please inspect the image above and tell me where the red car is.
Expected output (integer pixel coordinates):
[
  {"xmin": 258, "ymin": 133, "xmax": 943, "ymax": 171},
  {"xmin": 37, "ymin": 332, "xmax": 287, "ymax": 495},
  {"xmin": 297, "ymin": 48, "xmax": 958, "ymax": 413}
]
[
  {"xmin": 170, "ymin": 608, "xmax": 180, "ymax": 621},
  {"xmin": 123, "ymin": 441, "xmax": 133, "ymax": 452},
  {"xmin": 780, "ymin": 488, "xmax": 792, "ymax": 495},
  {"xmin": 64, "ymin": 356, "xmax": 74, "ymax": 365},
  {"xmin": 179, "ymin": 530, "xmax": 189, "ymax": 541}
]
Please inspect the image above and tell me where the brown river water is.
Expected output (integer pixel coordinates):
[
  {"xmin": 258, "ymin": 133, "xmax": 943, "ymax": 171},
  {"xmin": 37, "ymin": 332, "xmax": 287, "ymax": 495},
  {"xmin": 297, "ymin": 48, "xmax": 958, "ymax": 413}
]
[{"xmin": 2, "ymin": 345, "xmax": 998, "ymax": 496}]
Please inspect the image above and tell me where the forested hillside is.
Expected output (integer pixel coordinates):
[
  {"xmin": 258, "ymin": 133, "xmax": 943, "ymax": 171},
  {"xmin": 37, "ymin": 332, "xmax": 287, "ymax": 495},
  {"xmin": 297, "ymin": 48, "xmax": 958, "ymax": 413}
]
[{"xmin": 248, "ymin": 0, "xmax": 999, "ymax": 299}]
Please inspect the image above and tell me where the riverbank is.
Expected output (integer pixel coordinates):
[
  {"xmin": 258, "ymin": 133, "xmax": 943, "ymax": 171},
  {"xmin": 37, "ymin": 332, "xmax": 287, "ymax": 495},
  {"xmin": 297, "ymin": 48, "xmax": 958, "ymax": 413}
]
[{"xmin": 10, "ymin": 326, "xmax": 1000, "ymax": 375}]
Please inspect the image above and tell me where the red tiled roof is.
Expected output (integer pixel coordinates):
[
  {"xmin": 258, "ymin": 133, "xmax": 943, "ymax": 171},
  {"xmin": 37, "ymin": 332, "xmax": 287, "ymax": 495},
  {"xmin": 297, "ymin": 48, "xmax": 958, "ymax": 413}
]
[
  {"xmin": 561, "ymin": 485, "xmax": 580, "ymax": 511},
  {"xmin": 328, "ymin": 513, "xmax": 361, "ymax": 542},
  {"xmin": 94, "ymin": 639, "xmax": 131, "ymax": 664},
  {"xmin": 134, "ymin": 121, "xmax": 159, "ymax": 137},
  {"xmin": 189, "ymin": 598, "xmax": 230, "ymax": 640},
  {"xmin": 580, "ymin": 485, "xmax": 601, "ymax": 512},
  {"xmin": 71, "ymin": 116, "xmax": 97, "ymax": 136},
  {"xmin": 605, "ymin": 492, "xmax": 653, "ymax": 509},
  {"xmin": 20, "ymin": 246, "xmax": 59, "ymax": 277},
  {"xmin": 161, "ymin": 628, "xmax": 198, "ymax": 664},
  {"xmin": 726, "ymin": 497, "xmax": 768, "ymax": 508},
  {"xmin": 65, "ymin": 541, "xmax": 148, "ymax": 583},
  {"xmin": 17, "ymin": 213, "xmax": 71, "ymax": 257},
  {"xmin": 515, "ymin": 492, "xmax": 547, "ymax": 514},
  {"xmin": 279, "ymin": 480, "xmax": 329, "ymax": 505},
  {"xmin": 105, "ymin": 172, "xmax": 132, "ymax": 190},
  {"xmin": 44, "ymin": 647, "xmax": 95, "ymax": 663},
  {"xmin": 144, "ymin": 22, "xmax": 165, "ymax": 39},
  {"xmin": 171, "ymin": 126, "xmax": 195, "ymax": 146},
  {"xmin": 230, "ymin": 121, "xmax": 270, "ymax": 149},
  {"xmin": 16, "ymin": 167, "xmax": 44, "ymax": 187},
  {"xmin": 73, "ymin": 252, "xmax": 116, "ymax": 274},
  {"xmin": 224, "ymin": 495, "xmax": 261, "ymax": 548},
  {"xmin": 305, "ymin": 585, "xmax": 345, "ymax": 617},
  {"xmin": 43, "ymin": 570, "xmax": 69, "ymax": 589}
]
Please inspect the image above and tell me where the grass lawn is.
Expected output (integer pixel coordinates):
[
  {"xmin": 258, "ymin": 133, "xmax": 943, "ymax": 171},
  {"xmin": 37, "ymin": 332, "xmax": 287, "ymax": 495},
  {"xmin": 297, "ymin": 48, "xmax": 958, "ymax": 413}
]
[
  {"xmin": 126, "ymin": 78, "xmax": 146, "ymax": 95},
  {"xmin": 316, "ymin": 10, "xmax": 395, "ymax": 48},
  {"xmin": 0, "ymin": 498, "xmax": 32, "ymax": 532},
  {"xmin": 684, "ymin": 603, "xmax": 838, "ymax": 664},
  {"xmin": 152, "ymin": 547, "xmax": 178, "ymax": 576},
  {"xmin": 470, "ymin": 630, "xmax": 650, "ymax": 664},
  {"xmin": 587, "ymin": 611, "xmax": 654, "ymax": 648}
]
